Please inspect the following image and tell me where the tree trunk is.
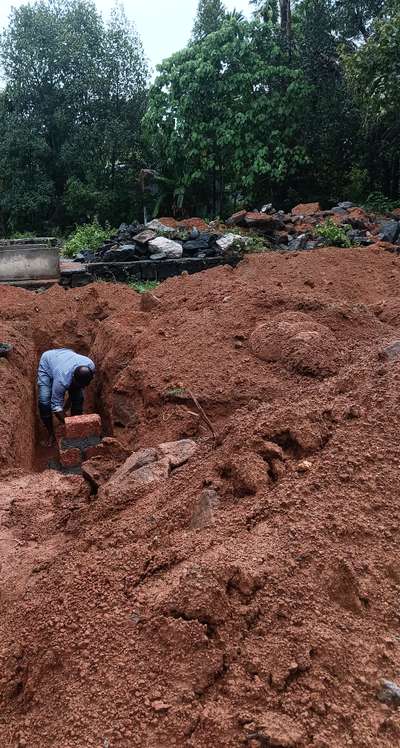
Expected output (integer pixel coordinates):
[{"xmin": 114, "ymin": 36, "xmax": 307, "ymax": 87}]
[{"xmin": 279, "ymin": 0, "xmax": 292, "ymax": 60}]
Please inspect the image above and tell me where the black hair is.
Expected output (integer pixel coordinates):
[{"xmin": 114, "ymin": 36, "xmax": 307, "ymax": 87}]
[{"xmin": 74, "ymin": 366, "xmax": 94, "ymax": 387}]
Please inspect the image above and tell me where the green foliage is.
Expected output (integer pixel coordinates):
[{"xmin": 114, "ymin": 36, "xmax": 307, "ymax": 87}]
[
  {"xmin": 344, "ymin": 9, "xmax": 400, "ymax": 199},
  {"xmin": 145, "ymin": 15, "xmax": 309, "ymax": 216},
  {"xmin": 363, "ymin": 191, "xmax": 398, "ymax": 214},
  {"xmin": 8, "ymin": 231, "xmax": 37, "ymax": 239},
  {"xmin": 192, "ymin": 0, "xmax": 227, "ymax": 41},
  {"xmin": 315, "ymin": 218, "xmax": 352, "ymax": 247},
  {"xmin": 127, "ymin": 280, "xmax": 160, "ymax": 294},
  {"xmin": 0, "ymin": 0, "xmax": 148, "ymax": 233},
  {"xmin": 63, "ymin": 221, "xmax": 109, "ymax": 257},
  {"xmin": 345, "ymin": 166, "xmax": 370, "ymax": 204}
]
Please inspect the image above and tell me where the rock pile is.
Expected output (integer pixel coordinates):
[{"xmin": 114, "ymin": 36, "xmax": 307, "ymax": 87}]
[
  {"xmin": 73, "ymin": 217, "xmax": 240, "ymax": 265},
  {"xmin": 71, "ymin": 202, "xmax": 400, "ymax": 270},
  {"xmin": 226, "ymin": 201, "xmax": 400, "ymax": 251}
]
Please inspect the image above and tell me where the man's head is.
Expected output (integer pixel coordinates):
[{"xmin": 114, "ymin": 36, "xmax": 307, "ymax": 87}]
[{"xmin": 73, "ymin": 365, "xmax": 94, "ymax": 388}]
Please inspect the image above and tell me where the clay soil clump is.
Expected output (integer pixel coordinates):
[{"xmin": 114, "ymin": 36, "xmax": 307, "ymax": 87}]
[{"xmin": 1, "ymin": 245, "xmax": 400, "ymax": 746}]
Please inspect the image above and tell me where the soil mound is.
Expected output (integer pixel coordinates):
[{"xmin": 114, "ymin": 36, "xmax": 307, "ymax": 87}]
[
  {"xmin": 1, "ymin": 246, "xmax": 400, "ymax": 746},
  {"xmin": 250, "ymin": 311, "xmax": 343, "ymax": 376}
]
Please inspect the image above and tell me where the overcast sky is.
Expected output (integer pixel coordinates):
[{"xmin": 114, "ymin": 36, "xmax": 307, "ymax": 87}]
[{"xmin": 0, "ymin": 0, "xmax": 253, "ymax": 72}]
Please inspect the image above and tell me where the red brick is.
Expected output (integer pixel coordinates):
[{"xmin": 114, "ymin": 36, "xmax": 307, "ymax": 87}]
[
  {"xmin": 59, "ymin": 447, "xmax": 81, "ymax": 468},
  {"xmin": 65, "ymin": 414, "xmax": 101, "ymax": 440}
]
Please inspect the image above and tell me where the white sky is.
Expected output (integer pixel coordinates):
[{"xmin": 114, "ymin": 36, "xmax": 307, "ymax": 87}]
[{"xmin": 0, "ymin": 0, "xmax": 253, "ymax": 72}]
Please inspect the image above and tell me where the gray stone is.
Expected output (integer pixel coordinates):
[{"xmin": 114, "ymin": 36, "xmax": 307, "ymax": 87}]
[
  {"xmin": 338, "ymin": 201, "xmax": 353, "ymax": 209},
  {"xmin": 261, "ymin": 203, "xmax": 274, "ymax": 214},
  {"xmin": 148, "ymin": 237, "xmax": 183, "ymax": 259},
  {"xmin": 331, "ymin": 207, "xmax": 348, "ymax": 215},
  {"xmin": 157, "ymin": 439, "xmax": 197, "ymax": 468},
  {"xmin": 191, "ymin": 489, "xmax": 220, "ymax": 529},
  {"xmin": 134, "ymin": 229, "xmax": 157, "ymax": 244},
  {"xmin": 145, "ymin": 219, "xmax": 175, "ymax": 234},
  {"xmin": 103, "ymin": 244, "xmax": 138, "ymax": 261},
  {"xmin": 379, "ymin": 340, "xmax": 400, "ymax": 362},
  {"xmin": 288, "ymin": 234, "xmax": 307, "ymax": 251},
  {"xmin": 378, "ymin": 220, "xmax": 399, "ymax": 244},
  {"xmin": 216, "ymin": 233, "xmax": 248, "ymax": 252},
  {"xmin": 150, "ymin": 251, "xmax": 166, "ymax": 261},
  {"xmin": 377, "ymin": 679, "xmax": 400, "ymax": 706}
]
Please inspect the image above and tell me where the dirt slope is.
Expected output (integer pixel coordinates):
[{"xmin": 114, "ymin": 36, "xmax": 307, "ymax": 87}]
[{"xmin": 1, "ymin": 246, "xmax": 400, "ymax": 747}]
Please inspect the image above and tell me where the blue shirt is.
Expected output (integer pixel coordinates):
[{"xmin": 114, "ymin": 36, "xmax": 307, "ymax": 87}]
[{"xmin": 37, "ymin": 348, "xmax": 95, "ymax": 413}]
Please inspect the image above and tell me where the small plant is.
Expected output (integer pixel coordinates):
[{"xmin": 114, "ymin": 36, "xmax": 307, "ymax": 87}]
[
  {"xmin": 243, "ymin": 236, "xmax": 271, "ymax": 253},
  {"xmin": 165, "ymin": 386, "xmax": 186, "ymax": 398},
  {"xmin": 63, "ymin": 220, "xmax": 110, "ymax": 258},
  {"xmin": 315, "ymin": 218, "xmax": 352, "ymax": 248},
  {"xmin": 127, "ymin": 280, "xmax": 159, "ymax": 294}
]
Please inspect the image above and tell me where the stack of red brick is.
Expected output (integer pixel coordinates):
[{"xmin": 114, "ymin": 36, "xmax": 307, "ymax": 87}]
[{"xmin": 58, "ymin": 414, "xmax": 102, "ymax": 473}]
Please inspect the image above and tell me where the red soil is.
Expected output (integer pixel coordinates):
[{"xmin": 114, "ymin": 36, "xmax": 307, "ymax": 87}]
[{"xmin": 1, "ymin": 245, "xmax": 400, "ymax": 746}]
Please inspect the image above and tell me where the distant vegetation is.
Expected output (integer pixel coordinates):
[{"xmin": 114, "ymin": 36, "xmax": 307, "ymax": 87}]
[{"xmin": 0, "ymin": 0, "xmax": 399, "ymax": 237}]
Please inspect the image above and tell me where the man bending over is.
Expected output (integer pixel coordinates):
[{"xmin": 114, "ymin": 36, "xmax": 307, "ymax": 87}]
[{"xmin": 38, "ymin": 348, "xmax": 95, "ymax": 446}]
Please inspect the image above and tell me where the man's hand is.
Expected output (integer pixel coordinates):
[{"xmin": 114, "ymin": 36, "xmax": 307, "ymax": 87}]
[{"xmin": 54, "ymin": 411, "xmax": 66, "ymax": 424}]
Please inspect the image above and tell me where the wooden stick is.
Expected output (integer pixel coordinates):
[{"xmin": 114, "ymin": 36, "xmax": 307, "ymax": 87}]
[{"xmin": 187, "ymin": 389, "xmax": 216, "ymax": 440}]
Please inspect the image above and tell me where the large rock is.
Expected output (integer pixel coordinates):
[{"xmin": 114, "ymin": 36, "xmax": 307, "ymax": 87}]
[
  {"xmin": 345, "ymin": 207, "xmax": 371, "ymax": 230},
  {"xmin": 226, "ymin": 210, "xmax": 247, "ymax": 226},
  {"xmin": 250, "ymin": 311, "xmax": 343, "ymax": 377},
  {"xmin": 133, "ymin": 229, "xmax": 157, "ymax": 245},
  {"xmin": 157, "ymin": 439, "xmax": 197, "ymax": 467},
  {"xmin": 183, "ymin": 233, "xmax": 219, "ymax": 254},
  {"xmin": 112, "ymin": 448, "xmax": 159, "ymax": 483},
  {"xmin": 244, "ymin": 212, "xmax": 279, "ymax": 230},
  {"xmin": 103, "ymin": 244, "xmax": 139, "ymax": 261},
  {"xmin": 292, "ymin": 202, "xmax": 320, "ymax": 216},
  {"xmin": 148, "ymin": 237, "xmax": 183, "ymax": 259},
  {"xmin": 106, "ymin": 440, "xmax": 197, "ymax": 489},
  {"xmin": 146, "ymin": 219, "xmax": 175, "ymax": 234},
  {"xmin": 378, "ymin": 220, "xmax": 399, "ymax": 244}
]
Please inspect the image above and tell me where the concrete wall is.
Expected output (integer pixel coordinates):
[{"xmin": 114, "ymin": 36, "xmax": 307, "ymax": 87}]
[{"xmin": 0, "ymin": 245, "xmax": 60, "ymax": 281}]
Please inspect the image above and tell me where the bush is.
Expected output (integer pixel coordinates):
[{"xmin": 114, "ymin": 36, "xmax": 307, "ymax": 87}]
[
  {"xmin": 63, "ymin": 221, "xmax": 110, "ymax": 258},
  {"xmin": 315, "ymin": 218, "xmax": 352, "ymax": 248},
  {"xmin": 363, "ymin": 192, "xmax": 398, "ymax": 214}
]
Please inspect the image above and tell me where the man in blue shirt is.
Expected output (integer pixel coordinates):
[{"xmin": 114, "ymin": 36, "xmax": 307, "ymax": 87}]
[{"xmin": 37, "ymin": 348, "xmax": 96, "ymax": 445}]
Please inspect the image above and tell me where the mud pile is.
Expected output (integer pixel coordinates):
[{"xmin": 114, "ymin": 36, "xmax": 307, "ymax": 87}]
[{"xmin": 1, "ymin": 245, "xmax": 400, "ymax": 746}]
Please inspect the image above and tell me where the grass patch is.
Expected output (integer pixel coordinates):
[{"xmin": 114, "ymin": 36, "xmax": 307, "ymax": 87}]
[{"xmin": 127, "ymin": 280, "xmax": 160, "ymax": 294}]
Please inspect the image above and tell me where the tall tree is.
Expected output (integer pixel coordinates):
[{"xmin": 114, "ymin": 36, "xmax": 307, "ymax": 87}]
[
  {"xmin": 0, "ymin": 0, "xmax": 148, "ymax": 232},
  {"xmin": 192, "ymin": 0, "xmax": 227, "ymax": 41},
  {"xmin": 146, "ymin": 15, "xmax": 308, "ymax": 216},
  {"xmin": 344, "ymin": 8, "xmax": 400, "ymax": 197}
]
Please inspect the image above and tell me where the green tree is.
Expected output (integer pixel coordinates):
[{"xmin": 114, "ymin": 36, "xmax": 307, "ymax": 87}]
[
  {"xmin": 0, "ymin": 0, "xmax": 148, "ymax": 233},
  {"xmin": 192, "ymin": 0, "xmax": 227, "ymax": 41},
  {"xmin": 344, "ymin": 8, "xmax": 400, "ymax": 198},
  {"xmin": 146, "ymin": 15, "xmax": 308, "ymax": 216}
]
